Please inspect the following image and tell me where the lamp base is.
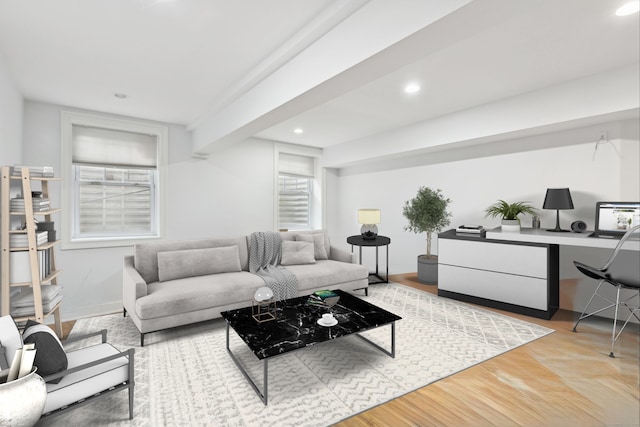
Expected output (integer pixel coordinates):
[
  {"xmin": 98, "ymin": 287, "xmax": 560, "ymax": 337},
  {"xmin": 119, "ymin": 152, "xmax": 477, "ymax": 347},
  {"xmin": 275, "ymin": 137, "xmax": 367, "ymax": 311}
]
[
  {"xmin": 360, "ymin": 224, "xmax": 378, "ymax": 240},
  {"xmin": 546, "ymin": 209, "xmax": 570, "ymax": 232}
]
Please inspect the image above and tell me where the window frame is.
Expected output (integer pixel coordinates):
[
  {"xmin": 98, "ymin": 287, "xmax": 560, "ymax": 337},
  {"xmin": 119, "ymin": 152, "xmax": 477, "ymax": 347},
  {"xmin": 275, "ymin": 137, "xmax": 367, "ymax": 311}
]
[{"xmin": 61, "ymin": 111, "xmax": 168, "ymax": 249}]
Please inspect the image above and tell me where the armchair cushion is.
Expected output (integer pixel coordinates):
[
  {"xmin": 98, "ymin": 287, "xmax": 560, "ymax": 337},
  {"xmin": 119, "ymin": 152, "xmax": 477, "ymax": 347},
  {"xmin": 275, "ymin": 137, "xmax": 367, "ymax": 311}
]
[
  {"xmin": 43, "ymin": 343, "xmax": 130, "ymax": 415},
  {"xmin": 22, "ymin": 320, "xmax": 67, "ymax": 384}
]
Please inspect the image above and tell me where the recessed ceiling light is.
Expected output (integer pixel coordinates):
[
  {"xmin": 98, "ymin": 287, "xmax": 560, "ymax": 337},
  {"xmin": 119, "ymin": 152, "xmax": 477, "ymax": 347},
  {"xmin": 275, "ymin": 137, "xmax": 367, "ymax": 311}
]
[
  {"xmin": 616, "ymin": 0, "xmax": 639, "ymax": 16},
  {"xmin": 404, "ymin": 83, "xmax": 421, "ymax": 94},
  {"xmin": 293, "ymin": 128, "xmax": 304, "ymax": 134},
  {"xmin": 114, "ymin": 93, "xmax": 128, "ymax": 99}
]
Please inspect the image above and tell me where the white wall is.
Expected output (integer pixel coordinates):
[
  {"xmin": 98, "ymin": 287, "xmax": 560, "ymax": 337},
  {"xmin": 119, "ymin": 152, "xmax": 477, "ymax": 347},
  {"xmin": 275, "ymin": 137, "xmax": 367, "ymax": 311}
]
[
  {"xmin": 0, "ymin": 52, "xmax": 22, "ymax": 163},
  {"xmin": 328, "ymin": 119, "xmax": 640, "ymax": 316},
  {"xmin": 21, "ymin": 100, "xmax": 276, "ymax": 321},
  {"xmin": 0, "ymin": 53, "xmax": 23, "ymax": 313}
]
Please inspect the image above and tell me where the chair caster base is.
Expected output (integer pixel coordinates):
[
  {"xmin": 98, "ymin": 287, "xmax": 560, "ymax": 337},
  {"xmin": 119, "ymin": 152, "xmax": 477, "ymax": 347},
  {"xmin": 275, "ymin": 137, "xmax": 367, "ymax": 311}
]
[{"xmin": 609, "ymin": 352, "xmax": 615, "ymax": 358}]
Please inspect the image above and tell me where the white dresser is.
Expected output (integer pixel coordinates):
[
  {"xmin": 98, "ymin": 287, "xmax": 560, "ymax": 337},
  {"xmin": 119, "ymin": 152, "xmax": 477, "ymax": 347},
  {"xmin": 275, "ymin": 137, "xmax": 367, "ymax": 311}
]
[{"xmin": 437, "ymin": 229, "xmax": 559, "ymax": 319}]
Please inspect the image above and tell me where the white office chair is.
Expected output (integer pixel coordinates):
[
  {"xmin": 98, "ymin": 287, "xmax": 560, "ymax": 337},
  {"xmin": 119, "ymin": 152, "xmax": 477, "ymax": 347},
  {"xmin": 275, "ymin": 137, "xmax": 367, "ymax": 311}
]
[{"xmin": 572, "ymin": 225, "xmax": 640, "ymax": 357}]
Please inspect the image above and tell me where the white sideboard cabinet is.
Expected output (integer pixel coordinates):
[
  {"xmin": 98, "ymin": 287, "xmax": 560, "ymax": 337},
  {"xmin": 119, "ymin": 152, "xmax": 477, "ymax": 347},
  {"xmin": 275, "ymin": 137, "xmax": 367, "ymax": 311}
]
[{"xmin": 437, "ymin": 230, "xmax": 559, "ymax": 319}]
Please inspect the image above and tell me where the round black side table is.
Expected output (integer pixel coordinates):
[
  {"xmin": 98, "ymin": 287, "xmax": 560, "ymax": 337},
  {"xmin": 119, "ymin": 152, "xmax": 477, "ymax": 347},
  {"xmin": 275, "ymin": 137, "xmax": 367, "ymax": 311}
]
[{"xmin": 347, "ymin": 235, "xmax": 390, "ymax": 295}]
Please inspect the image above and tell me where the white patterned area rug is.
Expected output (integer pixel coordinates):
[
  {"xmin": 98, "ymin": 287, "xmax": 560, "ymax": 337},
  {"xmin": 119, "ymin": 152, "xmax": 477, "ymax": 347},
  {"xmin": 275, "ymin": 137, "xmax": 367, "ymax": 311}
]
[{"xmin": 37, "ymin": 282, "xmax": 553, "ymax": 427}]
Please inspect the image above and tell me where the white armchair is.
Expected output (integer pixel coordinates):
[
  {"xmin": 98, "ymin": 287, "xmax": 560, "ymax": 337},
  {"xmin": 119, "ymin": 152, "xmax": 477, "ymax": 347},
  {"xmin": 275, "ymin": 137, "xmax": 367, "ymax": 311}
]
[{"xmin": 0, "ymin": 316, "xmax": 135, "ymax": 422}]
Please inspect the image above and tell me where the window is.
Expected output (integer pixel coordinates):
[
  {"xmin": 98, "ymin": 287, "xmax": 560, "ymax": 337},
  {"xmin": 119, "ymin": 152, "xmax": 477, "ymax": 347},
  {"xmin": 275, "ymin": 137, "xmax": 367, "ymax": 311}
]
[
  {"xmin": 73, "ymin": 165, "xmax": 155, "ymax": 237},
  {"xmin": 278, "ymin": 174, "xmax": 312, "ymax": 229},
  {"xmin": 62, "ymin": 112, "xmax": 167, "ymax": 249},
  {"xmin": 277, "ymin": 152, "xmax": 317, "ymax": 230}
]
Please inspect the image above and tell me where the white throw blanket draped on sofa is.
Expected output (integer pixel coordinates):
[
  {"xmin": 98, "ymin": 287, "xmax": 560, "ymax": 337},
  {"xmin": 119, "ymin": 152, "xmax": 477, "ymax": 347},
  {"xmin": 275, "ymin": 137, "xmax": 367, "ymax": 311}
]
[{"xmin": 249, "ymin": 231, "xmax": 299, "ymax": 300}]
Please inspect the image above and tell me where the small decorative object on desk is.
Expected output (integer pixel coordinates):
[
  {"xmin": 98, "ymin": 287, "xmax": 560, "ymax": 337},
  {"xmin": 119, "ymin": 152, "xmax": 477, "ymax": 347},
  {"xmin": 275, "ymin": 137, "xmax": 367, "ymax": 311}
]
[
  {"xmin": 307, "ymin": 290, "xmax": 340, "ymax": 307},
  {"xmin": 455, "ymin": 225, "xmax": 485, "ymax": 235},
  {"xmin": 252, "ymin": 287, "xmax": 276, "ymax": 323}
]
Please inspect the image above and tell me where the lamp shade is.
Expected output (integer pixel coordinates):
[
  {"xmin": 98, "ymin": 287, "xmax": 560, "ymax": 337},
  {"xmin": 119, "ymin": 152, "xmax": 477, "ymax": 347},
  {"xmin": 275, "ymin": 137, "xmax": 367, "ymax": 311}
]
[
  {"xmin": 358, "ymin": 209, "xmax": 381, "ymax": 225},
  {"xmin": 543, "ymin": 188, "xmax": 574, "ymax": 210}
]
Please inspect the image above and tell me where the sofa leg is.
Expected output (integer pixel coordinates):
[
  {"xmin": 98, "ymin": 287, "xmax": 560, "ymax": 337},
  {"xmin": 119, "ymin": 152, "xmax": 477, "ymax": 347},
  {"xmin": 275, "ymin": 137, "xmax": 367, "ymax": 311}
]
[
  {"xmin": 123, "ymin": 307, "xmax": 127, "ymax": 317},
  {"xmin": 140, "ymin": 333, "xmax": 145, "ymax": 347}
]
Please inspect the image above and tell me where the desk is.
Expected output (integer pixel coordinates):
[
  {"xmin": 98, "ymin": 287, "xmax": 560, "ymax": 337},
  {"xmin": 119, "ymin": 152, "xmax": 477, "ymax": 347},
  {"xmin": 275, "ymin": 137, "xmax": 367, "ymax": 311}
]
[
  {"xmin": 347, "ymin": 235, "xmax": 390, "ymax": 294},
  {"xmin": 485, "ymin": 228, "xmax": 640, "ymax": 251},
  {"xmin": 437, "ymin": 228, "xmax": 640, "ymax": 320}
]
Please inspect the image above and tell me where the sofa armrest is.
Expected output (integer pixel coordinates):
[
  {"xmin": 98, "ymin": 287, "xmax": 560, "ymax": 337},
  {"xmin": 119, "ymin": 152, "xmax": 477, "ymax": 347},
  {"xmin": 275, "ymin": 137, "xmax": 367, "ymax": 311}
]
[
  {"xmin": 123, "ymin": 256, "xmax": 147, "ymax": 304},
  {"xmin": 329, "ymin": 246, "xmax": 357, "ymax": 264}
]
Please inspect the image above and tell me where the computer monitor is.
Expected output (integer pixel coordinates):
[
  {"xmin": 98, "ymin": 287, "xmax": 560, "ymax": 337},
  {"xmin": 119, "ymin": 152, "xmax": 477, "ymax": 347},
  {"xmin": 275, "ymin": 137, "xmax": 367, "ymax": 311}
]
[{"xmin": 592, "ymin": 201, "xmax": 640, "ymax": 238}]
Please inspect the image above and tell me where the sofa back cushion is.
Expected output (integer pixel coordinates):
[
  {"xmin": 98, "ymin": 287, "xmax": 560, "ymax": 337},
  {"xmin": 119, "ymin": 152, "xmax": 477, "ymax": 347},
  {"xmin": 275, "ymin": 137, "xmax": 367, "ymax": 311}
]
[
  {"xmin": 157, "ymin": 246, "xmax": 242, "ymax": 282},
  {"xmin": 134, "ymin": 236, "xmax": 249, "ymax": 283},
  {"xmin": 280, "ymin": 230, "xmax": 330, "ymax": 259},
  {"xmin": 280, "ymin": 241, "xmax": 316, "ymax": 266}
]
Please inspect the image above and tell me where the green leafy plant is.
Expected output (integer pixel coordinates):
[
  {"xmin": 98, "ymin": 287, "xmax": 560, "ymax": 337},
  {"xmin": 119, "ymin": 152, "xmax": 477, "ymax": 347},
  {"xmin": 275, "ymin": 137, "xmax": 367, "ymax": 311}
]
[
  {"xmin": 484, "ymin": 200, "xmax": 537, "ymax": 221},
  {"xmin": 402, "ymin": 187, "xmax": 451, "ymax": 259}
]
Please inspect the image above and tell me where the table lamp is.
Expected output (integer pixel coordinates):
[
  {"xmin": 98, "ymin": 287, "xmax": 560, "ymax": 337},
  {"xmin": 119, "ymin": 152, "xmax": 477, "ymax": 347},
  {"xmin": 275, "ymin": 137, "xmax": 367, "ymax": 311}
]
[
  {"xmin": 543, "ymin": 188, "xmax": 574, "ymax": 232},
  {"xmin": 358, "ymin": 209, "xmax": 380, "ymax": 240}
]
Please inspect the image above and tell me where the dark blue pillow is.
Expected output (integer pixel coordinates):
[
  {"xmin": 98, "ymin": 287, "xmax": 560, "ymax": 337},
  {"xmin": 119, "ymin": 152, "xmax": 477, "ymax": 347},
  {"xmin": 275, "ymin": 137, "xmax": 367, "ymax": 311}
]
[{"xmin": 22, "ymin": 320, "xmax": 67, "ymax": 383}]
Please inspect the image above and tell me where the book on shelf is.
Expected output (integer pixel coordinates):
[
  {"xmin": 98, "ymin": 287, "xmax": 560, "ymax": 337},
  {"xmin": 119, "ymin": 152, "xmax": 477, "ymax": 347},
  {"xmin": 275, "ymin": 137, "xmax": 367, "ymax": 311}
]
[
  {"xmin": 10, "ymin": 294, "xmax": 63, "ymax": 318},
  {"xmin": 11, "ymin": 165, "xmax": 54, "ymax": 177},
  {"xmin": 9, "ymin": 250, "xmax": 52, "ymax": 283},
  {"xmin": 10, "ymin": 198, "xmax": 51, "ymax": 212},
  {"xmin": 10, "ymin": 231, "xmax": 49, "ymax": 247}
]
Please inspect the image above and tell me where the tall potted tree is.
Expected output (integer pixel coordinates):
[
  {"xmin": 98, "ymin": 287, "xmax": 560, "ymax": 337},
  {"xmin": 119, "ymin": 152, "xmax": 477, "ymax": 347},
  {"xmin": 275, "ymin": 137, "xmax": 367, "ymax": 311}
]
[{"xmin": 402, "ymin": 187, "xmax": 452, "ymax": 284}]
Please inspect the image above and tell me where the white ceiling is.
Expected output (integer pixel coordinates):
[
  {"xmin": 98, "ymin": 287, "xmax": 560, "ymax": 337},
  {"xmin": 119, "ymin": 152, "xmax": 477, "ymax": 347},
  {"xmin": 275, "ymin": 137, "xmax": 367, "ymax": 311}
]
[{"xmin": 0, "ymin": 0, "xmax": 638, "ymax": 153}]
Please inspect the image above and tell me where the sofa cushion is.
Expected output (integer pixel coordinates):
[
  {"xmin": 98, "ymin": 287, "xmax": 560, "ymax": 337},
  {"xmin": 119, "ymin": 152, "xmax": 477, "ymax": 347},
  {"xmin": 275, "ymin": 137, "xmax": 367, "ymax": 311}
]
[
  {"xmin": 295, "ymin": 233, "xmax": 328, "ymax": 260},
  {"xmin": 284, "ymin": 260, "xmax": 369, "ymax": 291},
  {"xmin": 280, "ymin": 241, "xmax": 315, "ymax": 265},
  {"xmin": 134, "ymin": 237, "xmax": 249, "ymax": 284},
  {"xmin": 280, "ymin": 230, "xmax": 331, "ymax": 259},
  {"xmin": 22, "ymin": 319, "xmax": 67, "ymax": 384},
  {"xmin": 137, "ymin": 272, "xmax": 265, "ymax": 320},
  {"xmin": 157, "ymin": 246, "xmax": 241, "ymax": 282}
]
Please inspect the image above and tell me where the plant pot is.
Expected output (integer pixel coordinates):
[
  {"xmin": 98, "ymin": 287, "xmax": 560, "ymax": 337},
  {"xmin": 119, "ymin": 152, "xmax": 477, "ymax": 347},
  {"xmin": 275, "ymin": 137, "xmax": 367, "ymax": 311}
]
[
  {"xmin": 0, "ymin": 368, "xmax": 47, "ymax": 427},
  {"xmin": 417, "ymin": 255, "xmax": 438, "ymax": 284},
  {"xmin": 501, "ymin": 219, "xmax": 521, "ymax": 233}
]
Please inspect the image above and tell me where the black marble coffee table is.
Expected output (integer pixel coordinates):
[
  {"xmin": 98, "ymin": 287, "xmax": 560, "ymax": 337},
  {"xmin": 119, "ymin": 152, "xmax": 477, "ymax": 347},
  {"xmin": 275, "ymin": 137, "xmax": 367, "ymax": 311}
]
[{"xmin": 221, "ymin": 289, "xmax": 401, "ymax": 405}]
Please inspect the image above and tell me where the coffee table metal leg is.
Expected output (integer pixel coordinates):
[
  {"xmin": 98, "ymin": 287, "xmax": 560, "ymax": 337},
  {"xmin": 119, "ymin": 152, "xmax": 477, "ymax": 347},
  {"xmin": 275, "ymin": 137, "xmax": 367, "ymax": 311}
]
[
  {"xmin": 226, "ymin": 321, "xmax": 269, "ymax": 405},
  {"xmin": 355, "ymin": 321, "xmax": 396, "ymax": 358}
]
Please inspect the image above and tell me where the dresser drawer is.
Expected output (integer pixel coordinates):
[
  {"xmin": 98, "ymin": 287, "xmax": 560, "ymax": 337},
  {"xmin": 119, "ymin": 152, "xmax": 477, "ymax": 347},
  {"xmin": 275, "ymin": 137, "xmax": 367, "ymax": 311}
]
[
  {"xmin": 438, "ymin": 238, "xmax": 548, "ymax": 279},
  {"xmin": 439, "ymin": 264, "xmax": 548, "ymax": 310}
]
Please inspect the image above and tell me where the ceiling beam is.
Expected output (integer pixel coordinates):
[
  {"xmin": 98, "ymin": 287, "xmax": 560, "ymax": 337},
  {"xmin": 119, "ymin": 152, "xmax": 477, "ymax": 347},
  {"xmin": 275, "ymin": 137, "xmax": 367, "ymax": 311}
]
[{"xmin": 189, "ymin": 0, "xmax": 490, "ymax": 157}]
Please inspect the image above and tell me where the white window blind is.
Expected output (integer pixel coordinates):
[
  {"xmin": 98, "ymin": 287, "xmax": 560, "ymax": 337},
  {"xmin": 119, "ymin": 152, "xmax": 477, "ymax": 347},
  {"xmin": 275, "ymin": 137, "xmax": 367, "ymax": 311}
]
[
  {"xmin": 71, "ymin": 125, "xmax": 158, "ymax": 240},
  {"xmin": 278, "ymin": 153, "xmax": 314, "ymax": 230},
  {"xmin": 72, "ymin": 125, "xmax": 157, "ymax": 168}
]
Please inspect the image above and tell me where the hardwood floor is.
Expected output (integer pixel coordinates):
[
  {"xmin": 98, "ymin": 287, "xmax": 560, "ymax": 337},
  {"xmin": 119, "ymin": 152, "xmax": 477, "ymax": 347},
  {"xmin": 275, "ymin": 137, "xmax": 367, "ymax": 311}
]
[
  {"xmin": 336, "ymin": 273, "xmax": 640, "ymax": 427},
  {"xmin": 56, "ymin": 274, "xmax": 639, "ymax": 426}
]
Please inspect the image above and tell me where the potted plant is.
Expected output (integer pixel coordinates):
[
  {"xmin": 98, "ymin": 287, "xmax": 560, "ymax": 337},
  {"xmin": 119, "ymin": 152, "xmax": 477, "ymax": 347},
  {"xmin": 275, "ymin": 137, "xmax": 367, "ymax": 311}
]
[
  {"xmin": 402, "ymin": 187, "xmax": 452, "ymax": 284},
  {"xmin": 484, "ymin": 200, "xmax": 538, "ymax": 233}
]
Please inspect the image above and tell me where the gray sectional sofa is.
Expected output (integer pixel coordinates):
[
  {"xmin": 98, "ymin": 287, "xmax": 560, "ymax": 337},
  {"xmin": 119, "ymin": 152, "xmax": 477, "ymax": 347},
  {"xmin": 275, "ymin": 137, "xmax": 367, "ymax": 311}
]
[{"xmin": 122, "ymin": 230, "xmax": 368, "ymax": 345}]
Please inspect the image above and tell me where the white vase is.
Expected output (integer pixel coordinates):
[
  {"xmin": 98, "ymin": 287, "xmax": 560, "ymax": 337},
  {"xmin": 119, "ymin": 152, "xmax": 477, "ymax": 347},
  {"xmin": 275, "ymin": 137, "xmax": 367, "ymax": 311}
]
[
  {"xmin": 0, "ymin": 368, "xmax": 47, "ymax": 427},
  {"xmin": 501, "ymin": 219, "xmax": 521, "ymax": 233}
]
